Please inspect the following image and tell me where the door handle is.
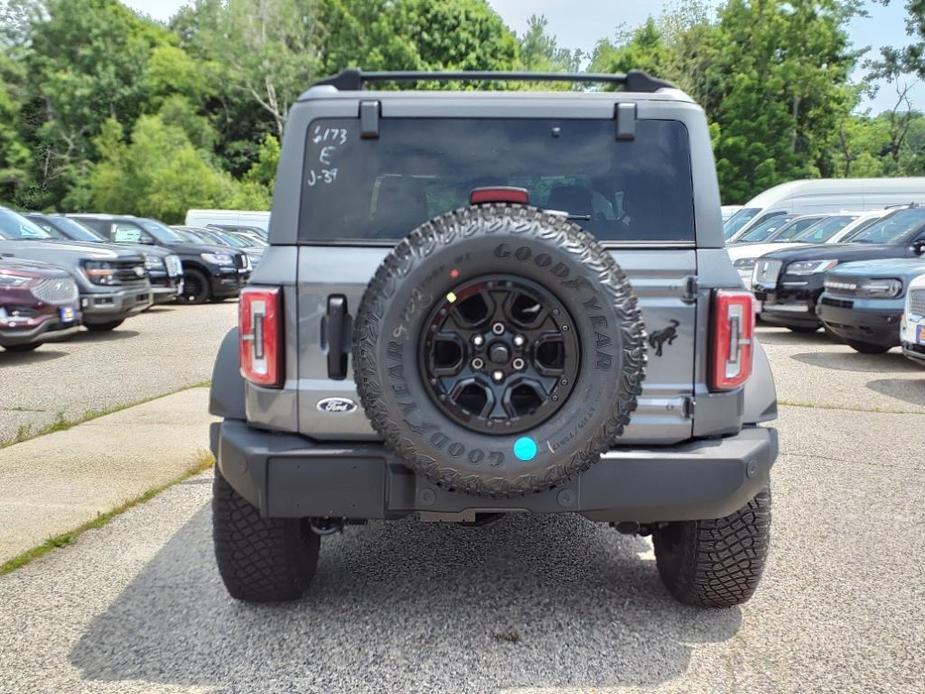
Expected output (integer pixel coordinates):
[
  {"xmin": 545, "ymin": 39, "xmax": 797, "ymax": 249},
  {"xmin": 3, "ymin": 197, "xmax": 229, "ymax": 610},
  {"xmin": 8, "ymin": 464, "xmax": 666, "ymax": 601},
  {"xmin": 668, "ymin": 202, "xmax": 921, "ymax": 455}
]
[{"xmin": 324, "ymin": 295, "xmax": 350, "ymax": 380}]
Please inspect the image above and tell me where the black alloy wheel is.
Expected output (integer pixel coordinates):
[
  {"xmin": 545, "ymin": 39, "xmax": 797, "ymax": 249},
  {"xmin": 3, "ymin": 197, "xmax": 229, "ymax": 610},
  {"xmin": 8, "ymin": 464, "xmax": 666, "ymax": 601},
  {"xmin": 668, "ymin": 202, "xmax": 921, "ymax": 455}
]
[
  {"xmin": 420, "ymin": 275, "xmax": 579, "ymax": 435},
  {"xmin": 180, "ymin": 268, "xmax": 211, "ymax": 305}
]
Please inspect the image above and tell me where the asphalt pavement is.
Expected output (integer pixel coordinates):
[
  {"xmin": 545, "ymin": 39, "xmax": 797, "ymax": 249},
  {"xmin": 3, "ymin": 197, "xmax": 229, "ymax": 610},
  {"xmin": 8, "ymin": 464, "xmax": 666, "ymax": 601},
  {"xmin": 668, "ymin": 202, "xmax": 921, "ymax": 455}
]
[
  {"xmin": 0, "ymin": 326, "xmax": 924, "ymax": 693},
  {"xmin": 0, "ymin": 302, "xmax": 236, "ymax": 443}
]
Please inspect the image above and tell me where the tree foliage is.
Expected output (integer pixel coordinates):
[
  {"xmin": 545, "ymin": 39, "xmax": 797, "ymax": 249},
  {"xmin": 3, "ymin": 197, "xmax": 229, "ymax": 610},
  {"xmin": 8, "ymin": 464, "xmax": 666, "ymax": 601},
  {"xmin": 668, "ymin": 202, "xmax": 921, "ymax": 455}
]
[{"xmin": 1, "ymin": 0, "xmax": 924, "ymax": 214}]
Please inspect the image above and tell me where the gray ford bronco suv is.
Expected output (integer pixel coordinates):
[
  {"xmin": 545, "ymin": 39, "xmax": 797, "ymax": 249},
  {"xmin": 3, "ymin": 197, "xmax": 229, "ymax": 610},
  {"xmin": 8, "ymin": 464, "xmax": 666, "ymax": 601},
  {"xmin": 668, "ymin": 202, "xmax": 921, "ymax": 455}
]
[{"xmin": 208, "ymin": 70, "xmax": 778, "ymax": 608}]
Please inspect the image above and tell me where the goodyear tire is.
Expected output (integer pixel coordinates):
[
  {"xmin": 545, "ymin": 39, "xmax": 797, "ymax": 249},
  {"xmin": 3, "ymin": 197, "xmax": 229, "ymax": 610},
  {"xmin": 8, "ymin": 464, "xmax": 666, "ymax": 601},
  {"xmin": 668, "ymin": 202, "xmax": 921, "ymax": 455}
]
[{"xmin": 353, "ymin": 204, "xmax": 646, "ymax": 498}]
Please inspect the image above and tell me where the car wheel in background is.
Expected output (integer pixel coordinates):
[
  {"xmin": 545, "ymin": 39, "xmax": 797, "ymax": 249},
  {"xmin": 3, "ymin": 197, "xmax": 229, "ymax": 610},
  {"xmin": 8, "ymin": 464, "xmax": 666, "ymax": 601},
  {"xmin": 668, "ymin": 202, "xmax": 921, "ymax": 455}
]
[
  {"xmin": 787, "ymin": 326, "xmax": 818, "ymax": 334},
  {"xmin": 2, "ymin": 343, "xmax": 42, "ymax": 352},
  {"xmin": 85, "ymin": 320, "xmax": 124, "ymax": 332},
  {"xmin": 846, "ymin": 340, "xmax": 891, "ymax": 354},
  {"xmin": 179, "ymin": 268, "xmax": 211, "ymax": 305}
]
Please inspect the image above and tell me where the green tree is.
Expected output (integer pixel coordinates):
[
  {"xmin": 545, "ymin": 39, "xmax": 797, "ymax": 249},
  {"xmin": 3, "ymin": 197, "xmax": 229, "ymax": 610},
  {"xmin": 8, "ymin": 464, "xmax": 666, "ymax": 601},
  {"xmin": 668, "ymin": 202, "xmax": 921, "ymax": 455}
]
[
  {"xmin": 591, "ymin": 1, "xmax": 861, "ymax": 202},
  {"xmin": 0, "ymin": 56, "xmax": 29, "ymax": 204},
  {"xmin": 518, "ymin": 14, "xmax": 583, "ymax": 80},
  {"xmin": 89, "ymin": 115, "xmax": 264, "ymax": 223}
]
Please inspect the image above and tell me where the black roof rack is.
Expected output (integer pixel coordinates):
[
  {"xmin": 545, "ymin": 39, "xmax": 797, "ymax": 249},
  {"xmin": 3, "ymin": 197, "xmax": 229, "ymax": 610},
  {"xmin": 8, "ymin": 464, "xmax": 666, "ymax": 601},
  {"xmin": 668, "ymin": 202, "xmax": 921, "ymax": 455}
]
[{"xmin": 312, "ymin": 69, "xmax": 674, "ymax": 93}]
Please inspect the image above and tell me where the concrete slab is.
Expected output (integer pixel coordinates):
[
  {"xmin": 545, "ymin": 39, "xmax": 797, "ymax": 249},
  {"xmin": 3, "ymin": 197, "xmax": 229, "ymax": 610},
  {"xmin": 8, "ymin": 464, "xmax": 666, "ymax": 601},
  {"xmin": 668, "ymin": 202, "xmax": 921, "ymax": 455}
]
[{"xmin": 0, "ymin": 388, "xmax": 215, "ymax": 563}]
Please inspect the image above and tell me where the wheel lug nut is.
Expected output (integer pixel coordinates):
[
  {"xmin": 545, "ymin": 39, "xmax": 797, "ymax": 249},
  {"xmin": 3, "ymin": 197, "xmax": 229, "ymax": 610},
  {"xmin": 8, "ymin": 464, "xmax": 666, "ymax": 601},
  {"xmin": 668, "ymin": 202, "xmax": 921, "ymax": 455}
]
[
  {"xmin": 492, "ymin": 370, "xmax": 504, "ymax": 382},
  {"xmin": 512, "ymin": 357, "xmax": 525, "ymax": 370},
  {"xmin": 472, "ymin": 357, "xmax": 484, "ymax": 370},
  {"xmin": 473, "ymin": 335, "xmax": 484, "ymax": 347},
  {"xmin": 491, "ymin": 322, "xmax": 505, "ymax": 335},
  {"xmin": 513, "ymin": 335, "xmax": 525, "ymax": 347}
]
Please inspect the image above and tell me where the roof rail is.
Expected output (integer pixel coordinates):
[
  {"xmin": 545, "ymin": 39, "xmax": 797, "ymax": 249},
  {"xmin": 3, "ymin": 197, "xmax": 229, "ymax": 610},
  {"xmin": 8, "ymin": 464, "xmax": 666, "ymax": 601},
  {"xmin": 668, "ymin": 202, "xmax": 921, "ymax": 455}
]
[{"xmin": 312, "ymin": 69, "xmax": 674, "ymax": 93}]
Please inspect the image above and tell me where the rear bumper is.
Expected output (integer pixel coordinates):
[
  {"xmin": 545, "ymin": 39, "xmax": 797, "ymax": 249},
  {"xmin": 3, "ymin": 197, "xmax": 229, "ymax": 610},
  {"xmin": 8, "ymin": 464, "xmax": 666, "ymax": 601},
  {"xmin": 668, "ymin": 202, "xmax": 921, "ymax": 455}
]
[
  {"xmin": 211, "ymin": 420, "xmax": 778, "ymax": 523},
  {"xmin": 817, "ymin": 302, "xmax": 902, "ymax": 347}
]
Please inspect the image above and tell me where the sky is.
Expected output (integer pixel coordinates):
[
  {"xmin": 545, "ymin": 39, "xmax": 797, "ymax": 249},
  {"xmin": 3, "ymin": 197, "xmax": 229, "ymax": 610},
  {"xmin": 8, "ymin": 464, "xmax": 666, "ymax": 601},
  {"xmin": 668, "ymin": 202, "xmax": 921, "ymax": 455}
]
[{"xmin": 123, "ymin": 0, "xmax": 922, "ymax": 113}]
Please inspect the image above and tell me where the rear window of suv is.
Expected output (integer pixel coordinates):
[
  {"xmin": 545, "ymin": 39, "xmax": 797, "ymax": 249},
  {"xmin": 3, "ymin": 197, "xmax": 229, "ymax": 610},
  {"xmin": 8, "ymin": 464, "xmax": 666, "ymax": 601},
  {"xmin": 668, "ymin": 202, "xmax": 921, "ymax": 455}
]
[{"xmin": 299, "ymin": 118, "xmax": 694, "ymax": 244}]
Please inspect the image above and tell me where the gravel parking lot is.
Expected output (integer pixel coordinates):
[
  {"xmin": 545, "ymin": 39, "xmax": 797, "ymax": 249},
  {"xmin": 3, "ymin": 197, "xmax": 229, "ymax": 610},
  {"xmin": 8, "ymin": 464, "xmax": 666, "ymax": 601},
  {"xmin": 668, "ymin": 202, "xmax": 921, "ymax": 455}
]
[
  {"xmin": 0, "ymin": 303, "xmax": 236, "ymax": 443},
  {"xmin": 0, "ymin": 326, "xmax": 923, "ymax": 693}
]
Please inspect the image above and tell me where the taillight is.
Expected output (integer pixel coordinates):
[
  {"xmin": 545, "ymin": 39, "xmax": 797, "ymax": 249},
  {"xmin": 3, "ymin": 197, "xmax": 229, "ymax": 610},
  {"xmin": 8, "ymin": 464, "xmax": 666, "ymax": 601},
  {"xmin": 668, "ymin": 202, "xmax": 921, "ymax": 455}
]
[
  {"xmin": 240, "ymin": 286, "xmax": 283, "ymax": 387},
  {"xmin": 710, "ymin": 290, "xmax": 754, "ymax": 391}
]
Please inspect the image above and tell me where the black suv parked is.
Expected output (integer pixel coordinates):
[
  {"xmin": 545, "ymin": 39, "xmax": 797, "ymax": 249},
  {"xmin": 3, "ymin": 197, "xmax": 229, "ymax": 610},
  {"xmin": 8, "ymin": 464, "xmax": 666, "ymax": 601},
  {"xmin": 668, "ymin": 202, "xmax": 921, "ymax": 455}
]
[
  {"xmin": 70, "ymin": 214, "xmax": 250, "ymax": 304},
  {"xmin": 27, "ymin": 214, "xmax": 183, "ymax": 305},
  {"xmin": 754, "ymin": 206, "xmax": 925, "ymax": 332}
]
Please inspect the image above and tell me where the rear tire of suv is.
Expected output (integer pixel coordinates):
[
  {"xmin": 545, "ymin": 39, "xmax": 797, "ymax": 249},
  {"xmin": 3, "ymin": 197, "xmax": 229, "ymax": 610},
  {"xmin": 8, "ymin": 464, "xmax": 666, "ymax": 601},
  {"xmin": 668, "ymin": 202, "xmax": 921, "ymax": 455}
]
[
  {"xmin": 85, "ymin": 320, "xmax": 124, "ymax": 332},
  {"xmin": 212, "ymin": 468, "xmax": 320, "ymax": 602},
  {"xmin": 845, "ymin": 340, "xmax": 891, "ymax": 354},
  {"xmin": 179, "ymin": 268, "xmax": 211, "ymax": 305},
  {"xmin": 652, "ymin": 488, "xmax": 771, "ymax": 608}
]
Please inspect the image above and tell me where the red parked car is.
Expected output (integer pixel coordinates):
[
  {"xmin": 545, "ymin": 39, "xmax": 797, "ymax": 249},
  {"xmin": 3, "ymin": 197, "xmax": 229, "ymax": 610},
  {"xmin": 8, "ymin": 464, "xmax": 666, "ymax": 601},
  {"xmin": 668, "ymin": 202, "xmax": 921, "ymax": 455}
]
[{"xmin": 0, "ymin": 258, "xmax": 81, "ymax": 352}]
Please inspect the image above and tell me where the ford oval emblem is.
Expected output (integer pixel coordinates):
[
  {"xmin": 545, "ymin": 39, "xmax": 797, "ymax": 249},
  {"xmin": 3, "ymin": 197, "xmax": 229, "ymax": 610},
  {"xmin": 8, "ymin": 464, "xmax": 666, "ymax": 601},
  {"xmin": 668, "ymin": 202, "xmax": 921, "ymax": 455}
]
[{"xmin": 317, "ymin": 397, "xmax": 357, "ymax": 414}]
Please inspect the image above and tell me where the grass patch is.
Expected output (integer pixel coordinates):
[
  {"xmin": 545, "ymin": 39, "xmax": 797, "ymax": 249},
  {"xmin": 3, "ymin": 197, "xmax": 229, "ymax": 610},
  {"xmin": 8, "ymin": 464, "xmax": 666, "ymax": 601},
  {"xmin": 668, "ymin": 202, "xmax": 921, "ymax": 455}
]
[
  {"xmin": 0, "ymin": 380, "xmax": 212, "ymax": 449},
  {"xmin": 0, "ymin": 451, "xmax": 215, "ymax": 576},
  {"xmin": 778, "ymin": 399, "xmax": 925, "ymax": 416}
]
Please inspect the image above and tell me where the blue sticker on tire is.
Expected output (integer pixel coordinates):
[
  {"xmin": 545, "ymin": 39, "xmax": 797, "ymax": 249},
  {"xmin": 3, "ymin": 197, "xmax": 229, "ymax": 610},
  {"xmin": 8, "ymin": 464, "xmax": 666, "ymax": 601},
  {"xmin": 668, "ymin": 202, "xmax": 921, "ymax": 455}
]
[{"xmin": 513, "ymin": 437, "xmax": 538, "ymax": 461}]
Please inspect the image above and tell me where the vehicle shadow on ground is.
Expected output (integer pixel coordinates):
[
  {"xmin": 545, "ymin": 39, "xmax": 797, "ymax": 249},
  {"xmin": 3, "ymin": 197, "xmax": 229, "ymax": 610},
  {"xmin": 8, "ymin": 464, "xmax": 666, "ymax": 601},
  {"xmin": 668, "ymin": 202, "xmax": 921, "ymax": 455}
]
[
  {"xmin": 0, "ymin": 348, "xmax": 67, "ymax": 366},
  {"xmin": 70, "ymin": 329, "xmax": 140, "ymax": 343},
  {"xmin": 754, "ymin": 327, "xmax": 829, "ymax": 346},
  {"xmin": 70, "ymin": 507, "xmax": 741, "ymax": 691},
  {"xmin": 866, "ymin": 378, "xmax": 925, "ymax": 407},
  {"xmin": 790, "ymin": 350, "xmax": 919, "ymax": 373}
]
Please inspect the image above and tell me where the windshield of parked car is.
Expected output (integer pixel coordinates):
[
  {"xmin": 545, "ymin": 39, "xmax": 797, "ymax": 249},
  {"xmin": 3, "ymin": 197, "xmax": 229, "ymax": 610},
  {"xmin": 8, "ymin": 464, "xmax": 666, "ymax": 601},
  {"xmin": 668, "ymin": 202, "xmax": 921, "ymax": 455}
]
[
  {"xmin": 768, "ymin": 216, "xmax": 830, "ymax": 242},
  {"xmin": 209, "ymin": 230, "xmax": 249, "ymax": 248},
  {"xmin": 736, "ymin": 214, "xmax": 796, "ymax": 242},
  {"xmin": 46, "ymin": 216, "xmax": 106, "ymax": 243},
  {"xmin": 0, "ymin": 208, "xmax": 56, "ymax": 240},
  {"xmin": 139, "ymin": 219, "xmax": 187, "ymax": 243},
  {"xmin": 847, "ymin": 208, "xmax": 925, "ymax": 244},
  {"xmin": 790, "ymin": 215, "xmax": 858, "ymax": 244},
  {"xmin": 723, "ymin": 208, "xmax": 760, "ymax": 239},
  {"xmin": 300, "ymin": 118, "xmax": 696, "ymax": 243}
]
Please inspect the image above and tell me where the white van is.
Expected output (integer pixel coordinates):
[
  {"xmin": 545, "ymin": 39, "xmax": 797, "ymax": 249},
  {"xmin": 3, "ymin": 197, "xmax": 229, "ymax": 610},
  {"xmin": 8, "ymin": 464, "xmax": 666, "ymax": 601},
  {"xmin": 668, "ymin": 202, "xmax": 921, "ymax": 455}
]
[
  {"xmin": 184, "ymin": 209, "xmax": 270, "ymax": 233},
  {"xmin": 724, "ymin": 177, "xmax": 925, "ymax": 241}
]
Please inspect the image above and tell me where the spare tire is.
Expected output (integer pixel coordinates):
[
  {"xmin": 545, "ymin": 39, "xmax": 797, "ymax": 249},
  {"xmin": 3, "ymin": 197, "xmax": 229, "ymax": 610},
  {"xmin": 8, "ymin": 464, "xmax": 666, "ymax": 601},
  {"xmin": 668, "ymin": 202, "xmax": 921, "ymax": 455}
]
[{"xmin": 353, "ymin": 204, "xmax": 646, "ymax": 498}]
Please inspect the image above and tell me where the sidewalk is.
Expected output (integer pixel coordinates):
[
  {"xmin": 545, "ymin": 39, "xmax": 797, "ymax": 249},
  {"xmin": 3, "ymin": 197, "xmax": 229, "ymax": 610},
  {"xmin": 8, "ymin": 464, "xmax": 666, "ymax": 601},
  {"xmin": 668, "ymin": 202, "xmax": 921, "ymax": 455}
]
[{"xmin": 0, "ymin": 387, "xmax": 215, "ymax": 564}]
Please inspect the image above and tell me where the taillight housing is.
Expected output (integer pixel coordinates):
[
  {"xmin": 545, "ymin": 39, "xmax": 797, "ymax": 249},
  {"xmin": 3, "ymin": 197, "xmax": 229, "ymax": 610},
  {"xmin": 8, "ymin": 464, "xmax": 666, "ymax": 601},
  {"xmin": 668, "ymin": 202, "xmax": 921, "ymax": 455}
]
[
  {"xmin": 239, "ymin": 286, "xmax": 283, "ymax": 387},
  {"xmin": 710, "ymin": 290, "xmax": 754, "ymax": 391}
]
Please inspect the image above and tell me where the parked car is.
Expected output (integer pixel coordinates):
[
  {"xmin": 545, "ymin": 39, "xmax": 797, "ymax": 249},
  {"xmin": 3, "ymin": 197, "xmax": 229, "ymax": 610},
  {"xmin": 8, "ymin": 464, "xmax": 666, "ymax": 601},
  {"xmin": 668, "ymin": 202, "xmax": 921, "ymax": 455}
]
[
  {"xmin": 732, "ymin": 213, "xmax": 826, "ymax": 245},
  {"xmin": 0, "ymin": 257, "xmax": 81, "ymax": 352},
  {"xmin": 208, "ymin": 68, "xmax": 778, "ymax": 608},
  {"xmin": 172, "ymin": 225, "xmax": 264, "ymax": 265},
  {"xmin": 753, "ymin": 206, "xmax": 925, "ymax": 332},
  {"xmin": 70, "ymin": 214, "xmax": 250, "ymax": 305},
  {"xmin": 184, "ymin": 209, "xmax": 269, "ymax": 233},
  {"xmin": 817, "ymin": 256, "xmax": 925, "ymax": 353},
  {"xmin": 724, "ymin": 177, "xmax": 925, "ymax": 241},
  {"xmin": 26, "ymin": 214, "xmax": 183, "ymax": 305},
  {"xmin": 900, "ymin": 271, "xmax": 925, "ymax": 365},
  {"xmin": 721, "ymin": 204, "xmax": 743, "ymax": 221},
  {"xmin": 0, "ymin": 207, "xmax": 151, "ymax": 331},
  {"xmin": 208, "ymin": 225, "xmax": 268, "ymax": 244},
  {"xmin": 728, "ymin": 213, "xmax": 860, "ymax": 287}
]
